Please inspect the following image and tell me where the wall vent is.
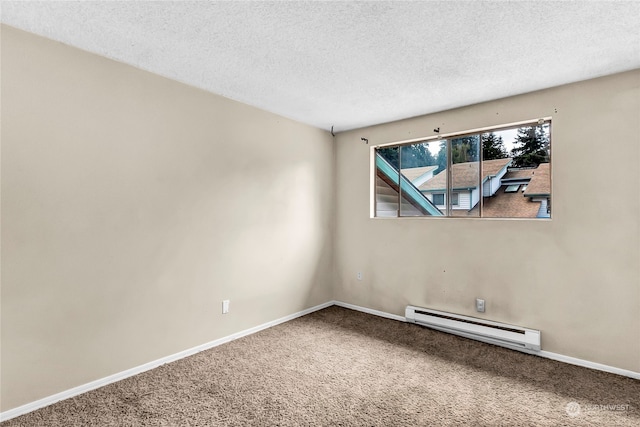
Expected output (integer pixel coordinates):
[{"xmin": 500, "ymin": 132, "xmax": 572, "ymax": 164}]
[{"xmin": 405, "ymin": 305, "xmax": 541, "ymax": 352}]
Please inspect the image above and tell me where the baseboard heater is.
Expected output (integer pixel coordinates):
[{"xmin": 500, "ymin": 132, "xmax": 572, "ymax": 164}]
[{"xmin": 405, "ymin": 305, "xmax": 541, "ymax": 352}]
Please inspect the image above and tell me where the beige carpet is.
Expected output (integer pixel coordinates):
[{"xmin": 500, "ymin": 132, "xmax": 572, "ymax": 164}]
[{"xmin": 2, "ymin": 306, "xmax": 638, "ymax": 426}]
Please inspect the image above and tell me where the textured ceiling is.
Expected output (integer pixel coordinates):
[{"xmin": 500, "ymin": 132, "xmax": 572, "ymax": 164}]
[{"xmin": 2, "ymin": 1, "xmax": 639, "ymax": 132}]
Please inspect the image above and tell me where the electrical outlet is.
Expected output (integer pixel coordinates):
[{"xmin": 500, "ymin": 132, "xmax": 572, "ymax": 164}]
[
  {"xmin": 357, "ymin": 272, "xmax": 363, "ymax": 281},
  {"xmin": 222, "ymin": 300, "xmax": 230, "ymax": 314},
  {"xmin": 476, "ymin": 298, "xmax": 485, "ymax": 313}
]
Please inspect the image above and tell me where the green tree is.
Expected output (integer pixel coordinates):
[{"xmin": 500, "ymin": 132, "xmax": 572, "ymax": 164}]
[
  {"xmin": 451, "ymin": 135, "xmax": 479, "ymax": 164},
  {"xmin": 433, "ymin": 137, "xmax": 479, "ymax": 172},
  {"xmin": 435, "ymin": 140, "xmax": 447, "ymax": 173},
  {"xmin": 378, "ymin": 144, "xmax": 435, "ymax": 169},
  {"xmin": 401, "ymin": 143, "xmax": 435, "ymax": 168},
  {"xmin": 377, "ymin": 146, "xmax": 399, "ymax": 168},
  {"xmin": 511, "ymin": 125, "xmax": 550, "ymax": 167},
  {"xmin": 482, "ymin": 132, "xmax": 508, "ymax": 160}
]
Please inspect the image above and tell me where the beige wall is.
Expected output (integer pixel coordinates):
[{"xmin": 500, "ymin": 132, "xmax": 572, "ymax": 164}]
[
  {"xmin": 335, "ymin": 70, "xmax": 640, "ymax": 373},
  {"xmin": 2, "ymin": 23, "xmax": 639, "ymax": 415},
  {"xmin": 0, "ymin": 26, "xmax": 334, "ymax": 411}
]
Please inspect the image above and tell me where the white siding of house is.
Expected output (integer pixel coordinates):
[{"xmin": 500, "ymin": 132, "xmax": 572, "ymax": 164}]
[
  {"xmin": 455, "ymin": 191, "xmax": 472, "ymax": 210},
  {"xmin": 484, "ymin": 173, "xmax": 504, "ymax": 197},
  {"xmin": 376, "ymin": 176, "xmax": 399, "ymax": 217},
  {"xmin": 400, "ymin": 202, "xmax": 425, "ymax": 216},
  {"xmin": 412, "ymin": 171, "xmax": 434, "ymax": 187},
  {"xmin": 492, "ymin": 176, "xmax": 501, "ymax": 195},
  {"xmin": 533, "ymin": 197, "xmax": 550, "ymax": 218},
  {"xmin": 429, "ymin": 191, "xmax": 473, "ymax": 211},
  {"xmin": 483, "ymin": 179, "xmax": 491, "ymax": 196},
  {"xmin": 376, "ymin": 176, "xmax": 424, "ymax": 217},
  {"xmin": 470, "ymin": 188, "xmax": 479, "ymax": 209}
]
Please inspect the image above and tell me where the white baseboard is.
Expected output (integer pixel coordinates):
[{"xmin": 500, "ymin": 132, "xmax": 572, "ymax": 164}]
[
  {"xmin": 3, "ymin": 300, "xmax": 638, "ymax": 421},
  {"xmin": 537, "ymin": 350, "xmax": 640, "ymax": 380},
  {"xmin": 0, "ymin": 301, "xmax": 334, "ymax": 422},
  {"xmin": 333, "ymin": 300, "xmax": 406, "ymax": 322},
  {"xmin": 333, "ymin": 300, "xmax": 640, "ymax": 380}
]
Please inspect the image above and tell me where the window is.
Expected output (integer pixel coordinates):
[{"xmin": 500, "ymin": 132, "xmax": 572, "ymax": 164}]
[
  {"xmin": 373, "ymin": 120, "xmax": 551, "ymax": 219},
  {"xmin": 505, "ymin": 185, "xmax": 520, "ymax": 193}
]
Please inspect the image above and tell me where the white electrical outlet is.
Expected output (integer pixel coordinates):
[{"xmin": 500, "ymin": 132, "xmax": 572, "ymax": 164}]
[
  {"xmin": 222, "ymin": 300, "xmax": 230, "ymax": 314},
  {"xmin": 357, "ymin": 272, "xmax": 363, "ymax": 281},
  {"xmin": 476, "ymin": 298, "xmax": 485, "ymax": 313}
]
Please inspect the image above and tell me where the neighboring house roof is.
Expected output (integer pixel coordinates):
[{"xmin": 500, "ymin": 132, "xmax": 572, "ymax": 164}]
[
  {"xmin": 401, "ymin": 165, "xmax": 438, "ymax": 183},
  {"xmin": 453, "ymin": 183, "xmax": 541, "ymax": 218},
  {"xmin": 523, "ymin": 163, "xmax": 551, "ymax": 196},
  {"xmin": 502, "ymin": 168, "xmax": 536, "ymax": 180},
  {"xmin": 481, "ymin": 185, "xmax": 542, "ymax": 217},
  {"xmin": 420, "ymin": 158, "xmax": 512, "ymax": 191},
  {"xmin": 482, "ymin": 158, "xmax": 513, "ymax": 178},
  {"xmin": 464, "ymin": 163, "xmax": 550, "ymax": 218}
]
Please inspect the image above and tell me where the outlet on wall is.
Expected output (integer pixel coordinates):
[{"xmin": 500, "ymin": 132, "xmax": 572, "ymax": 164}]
[
  {"xmin": 476, "ymin": 298, "xmax": 485, "ymax": 313},
  {"xmin": 222, "ymin": 299, "xmax": 230, "ymax": 314},
  {"xmin": 357, "ymin": 271, "xmax": 363, "ymax": 281}
]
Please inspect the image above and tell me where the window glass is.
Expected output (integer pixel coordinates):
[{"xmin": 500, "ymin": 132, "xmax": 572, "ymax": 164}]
[
  {"xmin": 450, "ymin": 135, "xmax": 480, "ymax": 217},
  {"xmin": 505, "ymin": 185, "xmax": 520, "ymax": 193},
  {"xmin": 482, "ymin": 124, "xmax": 551, "ymax": 219},
  {"xmin": 374, "ymin": 143, "xmax": 443, "ymax": 217},
  {"xmin": 373, "ymin": 120, "xmax": 551, "ymax": 219},
  {"xmin": 375, "ymin": 146, "xmax": 400, "ymax": 217},
  {"xmin": 399, "ymin": 142, "xmax": 443, "ymax": 216},
  {"xmin": 413, "ymin": 140, "xmax": 447, "ymax": 216}
]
